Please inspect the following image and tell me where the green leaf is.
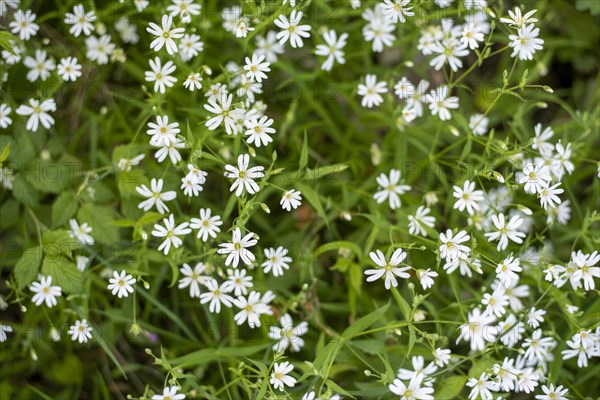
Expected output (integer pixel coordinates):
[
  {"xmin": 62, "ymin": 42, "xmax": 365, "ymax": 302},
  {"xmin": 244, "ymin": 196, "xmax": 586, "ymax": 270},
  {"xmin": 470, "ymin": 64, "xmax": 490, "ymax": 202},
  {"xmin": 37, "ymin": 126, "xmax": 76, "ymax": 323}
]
[
  {"xmin": 304, "ymin": 163, "xmax": 348, "ymax": 180},
  {"xmin": 78, "ymin": 203, "xmax": 120, "ymax": 245},
  {"xmin": 116, "ymin": 167, "xmax": 148, "ymax": 199},
  {"xmin": 14, "ymin": 246, "xmax": 43, "ymax": 290},
  {"xmin": 341, "ymin": 301, "xmax": 390, "ymax": 339},
  {"xmin": 0, "ymin": 143, "xmax": 10, "ymax": 163},
  {"xmin": 436, "ymin": 376, "xmax": 467, "ymax": 399},
  {"xmin": 299, "ymin": 130, "xmax": 308, "ymax": 170},
  {"xmin": 41, "ymin": 256, "xmax": 82, "ymax": 294},
  {"xmin": 51, "ymin": 191, "xmax": 78, "ymax": 228},
  {"xmin": 12, "ymin": 176, "xmax": 39, "ymax": 208},
  {"xmin": 0, "ymin": 31, "xmax": 18, "ymax": 56},
  {"xmin": 42, "ymin": 230, "xmax": 81, "ymax": 258},
  {"xmin": 297, "ymin": 183, "xmax": 329, "ymax": 227},
  {"xmin": 169, "ymin": 344, "xmax": 270, "ymax": 368}
]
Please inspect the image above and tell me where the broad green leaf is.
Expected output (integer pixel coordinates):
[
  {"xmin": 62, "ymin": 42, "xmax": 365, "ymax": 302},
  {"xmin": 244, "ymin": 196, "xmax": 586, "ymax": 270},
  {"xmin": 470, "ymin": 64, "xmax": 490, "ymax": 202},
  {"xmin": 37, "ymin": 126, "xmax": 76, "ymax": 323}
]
[
  {"xmin": 42, "ymin": 230, "xmax": 81, "ymax": 258},
  {"xmin": 14, "ymin": 246, "xmax": 43, "ymax": 290},
  {"xmin": 41, "ymin": 256, "xmax": 82, "ymax": 294},
  {"xmin": 12, "ymin": 176, "xmax": 39, "ymax": 208},
  {"xmin": 78, "ymin": 203, "xmax": 120, "ymax": 245},
  {"xmin": 51, "ymin": 191, "xmax": 78, "ymax": 228},
  {"xmin": 436, "ymin": 376, "xmax": 467, "ymax": 399}
]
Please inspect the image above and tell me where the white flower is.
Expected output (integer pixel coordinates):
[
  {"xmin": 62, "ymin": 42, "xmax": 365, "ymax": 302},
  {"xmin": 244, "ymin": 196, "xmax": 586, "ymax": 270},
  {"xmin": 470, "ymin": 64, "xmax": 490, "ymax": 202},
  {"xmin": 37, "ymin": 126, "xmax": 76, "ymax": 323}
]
[
  {"xmin": 551, "ymin": 141, "xmax": 574, "ymax": 179},
  {"xmin": 519, "ymin": 162, "xmax": 552, "ymax": 194},
  {"xmin": 466, "ymin": 372, "xmax": 499, "ymax": 400},
  {"xmin": 183, "ymin": 72, "xmax": 202, "ymax": 91},
  {"xmin": 64, "ymin": 4, "xmax": 96, "ymax": 37},
  {"xmin": 389, "ymin": 376, "xmax": 434, "ymax": 400},
  {"xmin": 204, "ymin": 93, "xmax": 243, "ymax": 135},
  {"xmin": 145, "ymin": 57, "xmax": 177, "ymax": 93},
  {"xmin": 30, "ymin": 275, "xmax": 62, "ymax": 307},
  {"xmin": 426, "ymin": 86, "xmax": 459, "ymax": 121},
  {"xmin": 190, "ymin": 208, "xmax": 222, "ymax": 241},
  {"xmin": 134, "ymin": 0, "xmax": 149, "ymax": 12},
  {"xmin": 469, "ymin": 113, "xmax": 489, "ymax": 135},
  {"xmin": 245, "ymin": 115, "xmax": 275, "ymax": 147},
  {"xmin": 532, "ymin": 123, "xmax": 554, "ymax": 157},
  {"xmin": 315, "ymin": 30, "xmax": 348, "ymax": 71},
  {"xmin": 222, "ymin": 268, "xmax": 253, "ymax": 296},
  {"xmin": 262, "ymin": 247, "xmax": 292, "ymax": 277},
  {"xmin": 136, "ymin": 178, "xmax": 176, "ymax": 214},
  {"xmin": 115, "ymin": 17, "xmax": 139, "ymax": 44},
  {"xmin": 481, "ymin": 287, "xmax": 509, "ymax": 318},
  {"xmin": 154, "ymin": 138, "xmax": 185, "ymax": 164},
  {"xmin": 178, "ymin": 263, "xmax": 209, "ymax": 298},
  {"xmin": 416, "ymin": 269, "xmax": 438, "ymax": 290},
  {"xmin": 538, "ymin": 182, "xmax": 563, "ymax": 210},
  {"xmin": 151, "ymin": 214, "xmax": 191, "ymax": 255},
  {"xmin": 373, "ymin": 169, "xmax": 411, "ymax": 209},
  {"xmin": 453, "ymin": 180, "xmax": 484, "ymax": 215},
  {"xmin": 395, "ymin": 77, "xmax": 415, "ymax": 101},
  {"xmin": 362, "ymin": 5, "xmax": 397, "ymax": 51},
  {"xmin": 243, "ymin": 53, "xmax": 271, "ymax": 83},
  {"xmin": 76, "ymin": 255, "xmax": 90, "ymax": 272},
  {"xmin": 270, "ymin": 361, "xmax": 297, "ymax": 391},
  {"xmin": 167, "ymin": 0, "xmax": 201, "ymax": 23},
  {"xmin": 439, "ymin": 229, "xmax": 470, "ymax": 262},
  {"xmin": 500, "ymin": 7, "xmax": 538, "ymax": 27},
  {"xmin": 380, "ymin": 0, "xmax": 414, "ymax": 24},
  {"xmin": 255, "ymin": 31, "xmax": 285, "ymax": 63},
  {"xmin": 147, "ymin": 115, "xmax": 180, "ymax": 146},
  {"xmin": 179, "ymin": 33, "xmax": 204, "ymax": 61},
  {"xmin": 281, "ymin": 189, "xmax": 302, "ymax": 211},
  {"xmin": 572, "ymin": 250, "xmax": 600, "ymax": 291},
  {"xmin": 0, "ymin": 104, "xmax": 12, "ymax": 129},
  {"xmin": 224, "ymin": 154, "xmax": 265, "ymax": 197},
  {"xmin": 509, "ymin": 23, "xmax": 544, "ymax": 60},
  {"xmin": 527, "ymin": 307, "xmax": 546, "ymax": 328},
  {"xmin": 147, "ymin": 15, "xmax": 185, "ymax": 54},
  {"xmin": 16, "ymin": 98, "xmax": 56, "ymax": 132},
  {"xmin": 68, "ymin": 218, "xmax": 94, "ymax": 245},
  {"xmin": 85, "ymin": 35, "xmax": 115, "ymax": 64},
  {"xmin": 0, "ymin": 324, "xmax": 13, "ymax": 342},
  {"xmin": 358, "ymin": 74, "xmax": 388, "ymax": 108},
  {"xmin": 484, "ymin": 214, "xmax": 526, "ymax": 251},
  {"xmin": 498, "ymin": 314, "xmax": 525, "ymax": 347},
  {"xmin": 274, "ymin": 10, "xmax": 311, "ymax": 48},
  {"xmin": 433, "ymin": 348, "xmax": 451, "ymax": 367},
  {"xmin": 217, "ymin": 227, "xmax": 258, "ymax": 268},
  {"xmin": 535, "ymin": 384, "xmax": 569, "ymax": 400},
  {"xmin": 365, "ymin": 249, "xmax": 411, "ymax": 289},
  {"xmin": 57, "ymin": 57, "xmax": 82, "ymax": 82},
  {"xmin": 232, "ymin": 291, "xmax": 272, "ymax": 328},
  {"xmin": 457, "ymin": 307, "xmax": 497, "ymax": 351},
  {"xmin": 107, "ymin": 270, "xmax": 136, "ymax": 298},
  {"xmin": 461, "ymin": 23, "xmax": 484, "ymax": 49},
  {"xmin": 23, "ymin": 50, "xmax": 55, "ymax": 82},
  {"xmin": 152, "ymin": 386, "xmax": 185, "ymax": 400},
  {"xmin": 10, "ymin": 9, "xmax": 39, "ymax": 40},
  {"xmin": 430, "ymin": 39, "xmax": 469, "ymax": 72},
  {"xmin": 0, "ymin": 0, "xmax": 18, "ymax": 17},
  {"xmin": 408, "ymin": 206, "xmax": 435, "ymax": 236},
  {"xmin": 495, "ymin": 254, "xmax": 521, "ymax": 286},
  {"xmin": 68, "ymin": 319, "xmax": 93, "ymax": 343},
  {"xmin": 200, "ymin": 279, "xmax": 234, "ymax": 313},
  {"xmin": 269, "ymin": 313, "xmax": 309, "ymax": 353}
]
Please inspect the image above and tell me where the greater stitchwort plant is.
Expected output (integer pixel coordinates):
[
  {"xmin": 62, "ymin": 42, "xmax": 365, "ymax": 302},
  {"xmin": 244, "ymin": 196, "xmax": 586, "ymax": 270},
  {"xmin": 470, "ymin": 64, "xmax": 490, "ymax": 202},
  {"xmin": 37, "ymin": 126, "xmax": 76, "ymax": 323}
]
[{"xmin": 0, "ymin": 0, "xmax": 599, "ymax": 399}]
